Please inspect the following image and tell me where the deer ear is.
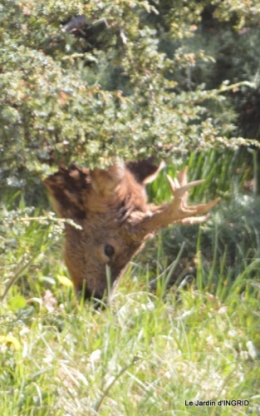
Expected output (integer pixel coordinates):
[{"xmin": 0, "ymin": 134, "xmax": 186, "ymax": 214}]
[
  {"xmin": 43, "ymin": 164, "xmax": 90, "ymax": 218},
  {"xmin": 126, "ymin": 158, "xmax": 165, "ymax": 184},
  {"xmin": 90, "ymin": 163, "xmax": 125, "ymax": 196}
]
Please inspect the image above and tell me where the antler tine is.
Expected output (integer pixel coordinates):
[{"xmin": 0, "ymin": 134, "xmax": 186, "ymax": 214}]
[
  {"xmin": 174, "ymin": 196, "xmax": 220, "ymax": 225},
  {"xmin": 146, "ymin": 169, "xmax": 221, "ymax": 232},
  {"xmin": 166, "ymin": 174, "xmax": 205, "ymax": 198},
  {"xmin": 183, "ymin": 197, "xmax": 220, "ymax": 216},
  {"xmin": 166, "ymin": 175, "xmax": 179, "ymax": 194},
  {"xmin": 177, "ymin": 214, "xmax": 210, "ymax": 225},
  {"xmin": 166, "ymin": 166, "xmax": 190, "ymax": 194},
  {"xmin": 177, "ymin": 166, "xmax": 188, "ymax": 186}
]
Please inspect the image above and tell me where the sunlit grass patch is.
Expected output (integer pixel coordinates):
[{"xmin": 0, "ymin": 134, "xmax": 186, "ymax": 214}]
[{"xmin": 1, "ymin": 283, "xmax": 259, "ymax": 415}]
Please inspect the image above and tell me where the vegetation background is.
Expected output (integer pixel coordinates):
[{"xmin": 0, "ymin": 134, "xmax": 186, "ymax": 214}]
[{"xmin": 1, "ymin": 0, "xmax": 260, "ymax": 414}]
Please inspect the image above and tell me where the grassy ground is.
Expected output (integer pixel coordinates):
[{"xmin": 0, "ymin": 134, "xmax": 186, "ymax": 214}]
[{"xmin": 0, "ymin": 150, "xmax": 260, "ymax": 415}]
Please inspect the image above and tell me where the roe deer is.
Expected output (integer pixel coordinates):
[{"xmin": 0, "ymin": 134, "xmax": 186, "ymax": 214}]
[{"xmin": 44, "ymin": 158, "xmax": 219, "ymax": 301}]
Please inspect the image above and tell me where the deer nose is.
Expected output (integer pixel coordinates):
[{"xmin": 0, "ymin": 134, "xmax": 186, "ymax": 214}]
[{"xmin": 76, "ymin": 282, "xmax": 103, "ymax": 302}]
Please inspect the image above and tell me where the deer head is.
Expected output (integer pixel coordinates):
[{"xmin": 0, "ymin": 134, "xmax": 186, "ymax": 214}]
[{"xmin": 43, "ymin": 158, "xmax": 219, "ymax": 301}]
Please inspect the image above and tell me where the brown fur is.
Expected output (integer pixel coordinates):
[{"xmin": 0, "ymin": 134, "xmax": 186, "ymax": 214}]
[{"xmin": 43, "ymin": 158, "xmax": 219, "ymax": 301}]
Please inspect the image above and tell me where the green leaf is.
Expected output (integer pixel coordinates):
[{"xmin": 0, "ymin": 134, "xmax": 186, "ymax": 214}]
[{"xmin": 8, "ymin": 296, "xmax": 27, "ymax": 311}]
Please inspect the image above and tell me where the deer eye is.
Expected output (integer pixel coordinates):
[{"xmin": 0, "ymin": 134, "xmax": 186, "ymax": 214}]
[{"xmin": 104, "ymin": 244, "xmax": 115, "ymax": 258}]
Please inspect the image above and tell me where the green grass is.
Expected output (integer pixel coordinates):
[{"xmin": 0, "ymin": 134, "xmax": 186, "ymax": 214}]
[{"xmin": 0, "ymin": 149, "xmax": 260, "ymax": 415}]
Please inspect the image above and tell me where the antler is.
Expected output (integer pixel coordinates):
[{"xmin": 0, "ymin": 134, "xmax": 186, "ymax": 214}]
[{"xmin": 135, "ymin": 167, "xmax": 220, "ymax": 235}]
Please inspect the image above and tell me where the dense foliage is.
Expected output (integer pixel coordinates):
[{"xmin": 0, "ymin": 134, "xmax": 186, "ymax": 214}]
[{"xmin": 1, "ymin": 0, "xmax": 260, "ymax": 190}]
